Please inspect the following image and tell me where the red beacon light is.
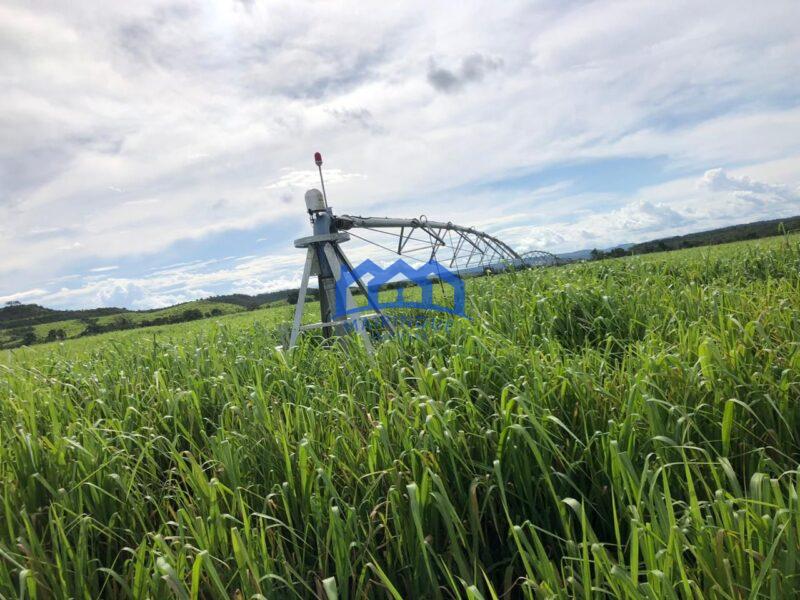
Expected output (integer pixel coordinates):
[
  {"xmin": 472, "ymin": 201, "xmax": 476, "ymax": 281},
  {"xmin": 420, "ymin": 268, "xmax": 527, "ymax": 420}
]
[{"xmin": 314, "ymin": 152, "xmax": 323, "ymax": 166}]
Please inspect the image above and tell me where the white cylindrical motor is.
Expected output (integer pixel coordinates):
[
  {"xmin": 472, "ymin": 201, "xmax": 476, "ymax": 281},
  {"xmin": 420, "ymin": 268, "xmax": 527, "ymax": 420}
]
[{"xmin": 305, "ymin": 188, "xmax": 326, "ymax": 213}]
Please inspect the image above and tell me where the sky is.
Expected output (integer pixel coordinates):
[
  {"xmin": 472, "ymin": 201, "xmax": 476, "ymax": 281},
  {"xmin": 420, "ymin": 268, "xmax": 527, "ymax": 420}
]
[{"xmin": 2, "ymin": 0, "xmax": 800, "ymax": 310}]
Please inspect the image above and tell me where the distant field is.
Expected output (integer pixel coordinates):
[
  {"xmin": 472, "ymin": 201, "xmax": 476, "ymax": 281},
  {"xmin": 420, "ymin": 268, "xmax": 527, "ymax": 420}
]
[
  {"xmin": 0, "ymin": 300, "xmax": 249, "ymax": 350},
  {"xmin": 2, "ymin": 299, "xmax": 320, "ymax": 363},
  {"xmin": 1, "ymin": 233, "xmax": 799, "ymax": 597}
]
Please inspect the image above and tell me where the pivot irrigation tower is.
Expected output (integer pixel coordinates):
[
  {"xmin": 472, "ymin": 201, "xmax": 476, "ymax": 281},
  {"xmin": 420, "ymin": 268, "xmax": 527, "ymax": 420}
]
[{"xmin": 288, "ymin": 153, "xmax": 560, "ymax": 348}]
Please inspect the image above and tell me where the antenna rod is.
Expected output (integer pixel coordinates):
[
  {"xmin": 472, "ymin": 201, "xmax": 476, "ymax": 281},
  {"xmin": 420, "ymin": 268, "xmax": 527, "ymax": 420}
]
[{"xmin": 314, "ymin": 151, "xmax": 329, "ymax": 208}]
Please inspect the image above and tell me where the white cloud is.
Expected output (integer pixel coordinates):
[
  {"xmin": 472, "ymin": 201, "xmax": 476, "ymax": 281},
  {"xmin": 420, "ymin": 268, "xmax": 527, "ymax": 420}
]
[
  {"xmin": 701, "ymin": 168, "xmax": 800, "ymax": 202},
  {"xmin": 89, "ymin": 265, "xmax": 119, "ymax": 273},
  {"xmin": 0, "ymin": 288, "xmax": 49, "ymax": 304},
  {"xmin": 497, "ymin": 198, "xmax": 688, "ymax": 253},
  {"xmin": 263, "ymin": 168, "xmax": 366, "ymax": 198},
  {"xmin": 2, "ymin": 0, "xmax": 800, "ymax": 307},
  {"xmin": 497, "ymin": 164, "xmax": 800, "ymax": 253},
  {"xmin": 13, "ymin": 161, "xmax": 800, "ymax": 309},
  {"xmin": 12, "ymin": 250, "xmax": 307, "ymax": 310}
]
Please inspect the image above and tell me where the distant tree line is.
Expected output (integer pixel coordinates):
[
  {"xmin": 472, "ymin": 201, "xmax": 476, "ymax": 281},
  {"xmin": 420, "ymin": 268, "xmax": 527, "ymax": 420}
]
[
  {"xmin": 0, "ymin": 303, "xmax": 125, "ymax": 330},
  {"xmin": 78, "ymin": 308, "xmax": 211, "ymax": 337},
  {"xmin": 286, "ymin": 289, "xmax": 320, "ymax": 305},
  {"xmin": 589, "ymin": 217, "xmax": 800, "ymax": 262},
  {"xmin": 203, "ymin": 289, "xmax": 317, "ymax": 310},
  {"xmin": 0, "ymin": 308, "xmax": 226, "ymax": 349},
  {"xmin": 589, "ymin": 247, "xmax": 632, "ymax": 260}
]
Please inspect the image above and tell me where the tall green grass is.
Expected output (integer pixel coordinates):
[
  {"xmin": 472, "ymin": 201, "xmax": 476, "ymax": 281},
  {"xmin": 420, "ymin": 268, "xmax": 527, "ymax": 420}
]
[{"xmin": 1, "ymin": 236, "xmax": 799, "ymax": 598}]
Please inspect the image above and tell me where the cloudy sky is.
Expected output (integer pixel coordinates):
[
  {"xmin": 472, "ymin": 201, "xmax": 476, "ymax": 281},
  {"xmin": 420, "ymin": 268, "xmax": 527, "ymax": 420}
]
[{"xmin": 2, "ymin": 0, "xmax": 800, "ymax": 309}]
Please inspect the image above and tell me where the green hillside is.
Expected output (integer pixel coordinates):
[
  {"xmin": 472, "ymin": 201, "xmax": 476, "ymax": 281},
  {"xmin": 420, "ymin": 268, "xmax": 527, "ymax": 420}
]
[
  {"xmin": 0, "ymin": 303, "xmax": 125, "ymax": 327},
  {"xmin": 0, "ymin": 287, "xmax": 323, "ymax": 350},
  {"xmin": 0, "ymin": 299, "xmax": 247, "ymax": 349},
  {"xmin": 631, "ymin": 214, "xmax": 800, "ymax": 253}
]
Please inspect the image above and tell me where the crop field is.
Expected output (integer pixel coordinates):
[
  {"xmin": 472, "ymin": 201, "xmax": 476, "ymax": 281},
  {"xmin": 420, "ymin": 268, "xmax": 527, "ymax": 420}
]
[{"xmin": 1, "ymin": 235, "xmax": 800, "ymax": 598}]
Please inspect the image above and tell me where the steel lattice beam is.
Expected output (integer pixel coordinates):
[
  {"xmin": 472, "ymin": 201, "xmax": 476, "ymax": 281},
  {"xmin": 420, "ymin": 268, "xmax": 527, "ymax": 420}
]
[{"xmin": 335, "ymin": 214, "xmax": 554, "ymax": 272}]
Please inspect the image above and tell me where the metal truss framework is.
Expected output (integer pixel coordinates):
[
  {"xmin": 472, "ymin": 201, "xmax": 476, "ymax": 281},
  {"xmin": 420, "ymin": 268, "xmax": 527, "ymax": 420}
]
[
  {"xmin": 519, "ymin": 249, "xmax": 563, "ymax": 268},
  {"xmin": 335, "ymin": 215, "xmax": 559, "ymax": 272},
  {"xmin": 286, "ymin": 210, "xmax": 563, "ymax": 350}
]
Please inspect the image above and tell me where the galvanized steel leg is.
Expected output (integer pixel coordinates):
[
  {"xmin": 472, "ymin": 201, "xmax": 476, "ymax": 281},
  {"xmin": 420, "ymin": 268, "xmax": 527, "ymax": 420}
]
[
  {"xmin": 321, "ymin": 243, "xmax": 373, "ymax": 352},
  {"xmin": 288, "ymin": 248, "xmax": 314, "ymax": 349}
]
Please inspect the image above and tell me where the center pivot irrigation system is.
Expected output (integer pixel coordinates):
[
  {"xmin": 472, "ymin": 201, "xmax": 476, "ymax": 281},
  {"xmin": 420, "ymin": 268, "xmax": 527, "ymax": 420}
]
[{"xmin": 287, "ymin": 153, "xmax": 561, "ymax": 349}]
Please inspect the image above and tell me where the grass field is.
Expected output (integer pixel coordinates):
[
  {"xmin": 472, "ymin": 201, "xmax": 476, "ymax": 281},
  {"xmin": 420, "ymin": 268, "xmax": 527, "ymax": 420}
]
[{"xmin": 1, "ymin": 235, "xmax": 800, "ymax": 598}]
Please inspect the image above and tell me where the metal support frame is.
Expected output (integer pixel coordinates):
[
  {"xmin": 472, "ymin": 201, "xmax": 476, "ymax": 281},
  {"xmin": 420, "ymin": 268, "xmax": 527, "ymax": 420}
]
[
  {"xmin": 288, "ymin": 207, "xmax": 560, "ymax": 350},
  {"xmin": 287, "ymin": 153, "xmax": 562, "ymax": 351},
  {"xmin": 288, "ymin": 231, "xmax": 395, "ymax": 351}
]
